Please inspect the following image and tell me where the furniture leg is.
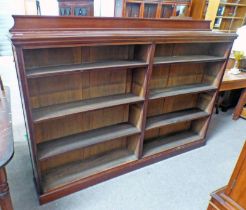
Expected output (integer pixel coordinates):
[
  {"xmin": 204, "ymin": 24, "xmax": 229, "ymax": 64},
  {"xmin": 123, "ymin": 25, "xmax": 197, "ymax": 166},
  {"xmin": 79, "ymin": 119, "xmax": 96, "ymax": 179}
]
[
  {"xmin": 233, "ymin": 88, "xmax": 246, "ymax": 120},
  {"xmin": 0, "ymin": 168, "xmax": 13, "ymax": 210},
  {"xmin": 0, "ymin": 76, "xmax": 4, "ymax": 91}
]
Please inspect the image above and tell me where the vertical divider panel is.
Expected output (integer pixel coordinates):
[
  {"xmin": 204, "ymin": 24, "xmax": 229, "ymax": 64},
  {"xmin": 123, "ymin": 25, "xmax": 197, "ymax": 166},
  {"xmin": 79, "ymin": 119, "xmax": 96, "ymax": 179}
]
[
  {"xmin": 137, "ymin": 43, "xmax": 156, "ymax": 159},
  {"xmin": 14, "ymin": 47, "xmax": 43, "ymax": 193},
  {"xmin": 198, "ymin": 42, "xmax": 233, "ymax": 141}
]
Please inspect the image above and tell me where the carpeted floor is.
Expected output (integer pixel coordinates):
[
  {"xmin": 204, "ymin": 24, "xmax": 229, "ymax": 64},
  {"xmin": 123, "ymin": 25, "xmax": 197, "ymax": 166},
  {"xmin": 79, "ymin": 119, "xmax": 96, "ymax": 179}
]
[{"xmin": 1, "ymin": 56, "xmax": 246, "ymax": 210}]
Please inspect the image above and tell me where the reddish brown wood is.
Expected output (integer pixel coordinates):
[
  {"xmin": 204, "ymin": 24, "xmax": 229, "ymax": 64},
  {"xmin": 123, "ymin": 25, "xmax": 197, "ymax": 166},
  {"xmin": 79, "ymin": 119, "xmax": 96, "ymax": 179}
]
[
  {"xmin": 10, "ymin": 15, "xmax": 211, "ymax": 32},
  {"xmin": 0, "ymin": 168, "xmax": 13, "ymax": 210},
  {"xmin": 10, "ymin": 16, "xmax": 237, "ymax": 204},
  {"xmin": 233, "ymin": 89, "xmax": 246, "ymax": 120},
  {"xmin": 208, "ymin": 142, "xmax": 246, "ymax": 210}
]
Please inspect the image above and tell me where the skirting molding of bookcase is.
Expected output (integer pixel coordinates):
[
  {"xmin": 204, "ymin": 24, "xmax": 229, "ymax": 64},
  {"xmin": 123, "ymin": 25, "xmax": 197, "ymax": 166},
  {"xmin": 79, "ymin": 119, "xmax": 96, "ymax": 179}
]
[{"xmin": 10, "ymin": 16, "xmax": 237, "ymax": 204}]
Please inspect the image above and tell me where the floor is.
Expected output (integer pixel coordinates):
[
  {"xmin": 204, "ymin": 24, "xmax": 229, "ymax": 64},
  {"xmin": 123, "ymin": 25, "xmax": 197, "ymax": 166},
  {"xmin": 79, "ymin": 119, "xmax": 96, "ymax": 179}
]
[{"xmin": 1, "ymin": 56, "xmax": 245, "ymax": 210}]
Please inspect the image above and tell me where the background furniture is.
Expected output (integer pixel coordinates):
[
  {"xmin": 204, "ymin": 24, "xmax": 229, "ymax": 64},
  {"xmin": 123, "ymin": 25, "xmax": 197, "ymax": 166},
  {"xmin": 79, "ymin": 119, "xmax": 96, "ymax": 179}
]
[
  {"xmin": 0, "ymin": 75, "xmax": 4, "ymax": 90},
  {"xmin": 115, "ymin": 0, "xmax": 192, "ymax": 18},
  {"xmin": 190, "ymin": 0, "xmax": 208, "ymax": 19},
  {"xmin": 207, "ymin": 141, "xmax": 246, "ymax": 209},
  {"xmin": 58, "ymin": 0, "xmax": 94, "ymax": 16},
  {"xmin": 0, "ymin": 87, "xmax": 14, "ymax": 210},
  {"xmin": 219, "ymin": 58, "xmax": 246, "ymax": 119},
  {"xmin": 10, "ymin": 16, "xmax": 236, "ymax": 204},
  {"xmin": 205, "ymin": 0, "xmax": 246, "ymax": 31}
]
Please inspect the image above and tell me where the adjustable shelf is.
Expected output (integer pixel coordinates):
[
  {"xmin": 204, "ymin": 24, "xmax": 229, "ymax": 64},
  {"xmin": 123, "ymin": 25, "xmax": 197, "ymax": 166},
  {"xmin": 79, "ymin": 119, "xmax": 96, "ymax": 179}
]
[
  {"xmin": 32, "ymin": 93, "xmax": 144, "ymax": 123},
  {"xmin": 149, "ymin": 84, "xmax": 216, "ymax": 99},
  {"xmin": 38, "ymin": 123, "xmax": 140, "ymax": 160},
  {"xmin": 220, "ymin": 2, "xmax": 246, "ymax": 7},
  {"xmin": 143, "ymin": 130, "xmax": 202, "ymax": 157},
  {"xmin": 154, "ymin": 55, "xmax": 226, "ymax": 65},
  {"xmin": 11, "ymin": 16, "xmax": 236, "ymax": 204},
  {"xmin": 26, "ymin": 60, "xmax": 148, "ymax": 78},
  {"xmin": 145, "ymin": 108, "xmax": 209, "ymax": 131},
  {"xmin": 42, "ymin": 148, "xmax": 137, "ymax": 192}
]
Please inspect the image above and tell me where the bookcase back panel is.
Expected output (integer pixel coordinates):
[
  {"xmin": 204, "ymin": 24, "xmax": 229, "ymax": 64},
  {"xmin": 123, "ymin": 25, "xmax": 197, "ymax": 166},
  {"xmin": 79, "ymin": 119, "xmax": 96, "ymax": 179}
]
[
  {"xmin": 202, "ymin": 62, "xmax": 225, "ymax": 87},
  {"xmin": 24, "ymin": 47, "xmax": 82, "ymax": 69},
  {"xmin": 149, "ymin": 65, "xmax": 170, "ymax": 90},
  {"xmin": 34, "ymin": 105, "xmax": 129, "ymax": 143},
  {"xmin": 24, "ymin": 45, "xmax": 149, "ymax": 70},
  {"xmin": 155, "ymin": 42, "xmax": 231, "ymax": 57},
  {"xmin": 167, "ymin": 63, "xmax": 204, "ymax": 87},
  {"xmin": 147, "ymin": 94, "xmax": 197, "ymax": 117},
  {"xmin": 41, "ymin": 134, "xmax": 139, "ymax": 192},
  {"xmin": 147, "ymin": 91, "xmax": 215, "ymax": 118},
  {"xmin": 40, "ymin": 137, "xmax": 129, "ymax": 173},
  {"xmin": 144, "ymin": 121, "xmax": 191, "ymax": 141},
  {"xmin": 143, "ymin": 117, "xmax": 209, "ymax": 157},
  {"xmin": 150, "ymin": 63, "xmax": 205, "ymax": 90},
  {"xmin": 28, "ymin": 68, "xmax": 139, "ymax": 109}
]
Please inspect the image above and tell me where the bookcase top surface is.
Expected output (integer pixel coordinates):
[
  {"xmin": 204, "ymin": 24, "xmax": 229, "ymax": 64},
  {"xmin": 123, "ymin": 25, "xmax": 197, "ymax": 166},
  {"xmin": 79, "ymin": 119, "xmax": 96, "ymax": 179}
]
[{"xmin": 10, "ymin": 16, "xmax": 237, "ymax": 46}]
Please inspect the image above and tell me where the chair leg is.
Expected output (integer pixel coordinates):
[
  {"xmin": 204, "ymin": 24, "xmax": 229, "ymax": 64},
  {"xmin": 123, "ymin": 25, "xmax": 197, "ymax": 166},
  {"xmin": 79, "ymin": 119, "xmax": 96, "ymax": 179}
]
[{"xmin": 0, "ymin": 168, "xmax": 13, "ymax": 210}]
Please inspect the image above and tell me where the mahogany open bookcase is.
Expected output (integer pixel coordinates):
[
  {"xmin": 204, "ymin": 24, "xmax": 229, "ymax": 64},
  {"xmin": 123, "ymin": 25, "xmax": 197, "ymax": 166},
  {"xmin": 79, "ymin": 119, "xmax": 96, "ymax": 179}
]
[{"xmin": 10, "ymin": 16, "xmax": 237, "ymax": 204}]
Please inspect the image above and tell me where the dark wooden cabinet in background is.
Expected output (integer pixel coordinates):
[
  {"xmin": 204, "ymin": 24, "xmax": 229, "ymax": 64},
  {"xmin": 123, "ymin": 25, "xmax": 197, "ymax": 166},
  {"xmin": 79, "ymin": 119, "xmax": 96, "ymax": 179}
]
[
  {"xmin": 58, "ymin": 0, "xmax": 94, "ymax": 16},
  {"xmin": 10, "ymin": 16, "xmax": 236, "ymax": 204},
  {"xmin": 208, "ymin": 141, "xmax": 246, "ymax": 210},
  {"xmin": 115, "ymin": 0, "xmax": 192, "ymax": 18}
]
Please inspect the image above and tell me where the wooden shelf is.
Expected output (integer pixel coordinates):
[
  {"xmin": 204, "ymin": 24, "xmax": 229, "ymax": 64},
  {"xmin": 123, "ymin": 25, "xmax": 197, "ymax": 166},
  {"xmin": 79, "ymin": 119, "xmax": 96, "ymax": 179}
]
[
  {"xmin": 154, "ymin": 55, "xmax": 226, "ymax": 65},
  {"xmin": 42, "ymin": 149, "xmax": 136, "ymax": 192},
  {"xmin": 145, "ymin": 108, "xmax": 209, "ymax": 131},
  {"xmin": 32, "ymin": 93, "xmax": 144, "ymax": 123},
  {"xmin": 26, "ymin": 60, "xmax": 148, "ymax": 78},
  {"xmin": 149, "ymin": 84, "xmax": 216, "ymax": 99},
  {"xmin": 143, "ymin": 131, "xmax": 202, "ymax": 157},
  {"xmin": 11, "ymin": 16, "xmax": 236, "ymax": 203},
  {"xmin": 38, "ymin": 123, "xmax": 140, "ymax": 160},
  {"xmin": 216, "ymin": 16, "xmax": 244, "ymax": 19},
  {"xmin": 220, "ymin": 2, "xmax": 246, "ymax": 7}
]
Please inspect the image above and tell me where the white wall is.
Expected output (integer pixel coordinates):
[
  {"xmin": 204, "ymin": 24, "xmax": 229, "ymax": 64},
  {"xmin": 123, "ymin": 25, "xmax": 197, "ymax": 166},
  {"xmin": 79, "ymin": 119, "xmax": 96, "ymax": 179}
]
[
  {"xmin": 95, "ymin": 0, "xmax": 115, "ymax": 17},
  {"xmin": 39, "ymin": 0, "xmax": 59, "ymax": 16}
]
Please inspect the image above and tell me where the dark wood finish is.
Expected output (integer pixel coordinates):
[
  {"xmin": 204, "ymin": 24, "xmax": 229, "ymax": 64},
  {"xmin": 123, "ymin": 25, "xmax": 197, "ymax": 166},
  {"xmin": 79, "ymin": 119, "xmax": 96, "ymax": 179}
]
[
  {"xmin": 219, "ymin": 68, "xmax": 246, "ymax": 120},
  {"xmin": 233, "ymin": 89, "xmax": 246, "ymax": 120},
  {"xmin": 10, "ymin": 15, "xmax": 211, "ymax": 32},
  {"xmin": 58, "ymin": 0, "xmax": 94, "ymax": 16},
  {"xmin": 207, "ymin": 141, "xmax": 246, "ymax": 210},
  {"xmin": 116, "ymin": 0, "xmax": 193, "ymax": 19},
  {"xmin": 0, "ymin": 87, "xmax": 14, "ymax": 210},
  {"xmin": 10, "ymin": 16, "xmax": 236, "ymax": 204},
  {"xmin": 0, "ymin": 76, "xmax": 3, "ymax": 91}
]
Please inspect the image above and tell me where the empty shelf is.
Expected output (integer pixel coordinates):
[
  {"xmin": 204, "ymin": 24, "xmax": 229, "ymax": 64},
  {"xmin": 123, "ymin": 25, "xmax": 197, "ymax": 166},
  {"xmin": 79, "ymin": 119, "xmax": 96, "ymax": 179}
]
[
  {"xmin": 26, "ymin": 60, "xmax": 148, "ymax": 78},
  {"xmin": 149, "ymin": 84, "xmax": 216, "ymax": 99},
  {"xmin": 146, "ymin": 108, "xmax": 209, "ymax": 130},
  {"xmin": 143, "ymin": 131, "xmax": 202, "ymax": 157},
  {"xmin": 42, "ymin": 149, "xmax": 136, "ymax": 192},
  {"xmin": 33, "ymin": 93, "xmax": 144, "ymax": 122},
  {"xmin": 154, "ymin": 55, "xmax": 226, "ymax": 64},
  {"xmin": 38, "ymin": 123, "xmax": 140, "ymax": 160}
]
